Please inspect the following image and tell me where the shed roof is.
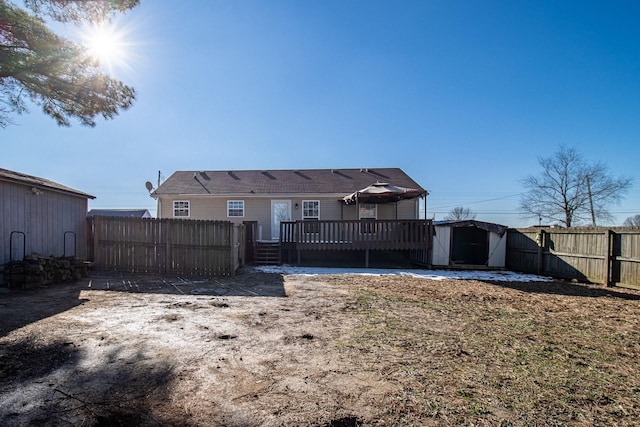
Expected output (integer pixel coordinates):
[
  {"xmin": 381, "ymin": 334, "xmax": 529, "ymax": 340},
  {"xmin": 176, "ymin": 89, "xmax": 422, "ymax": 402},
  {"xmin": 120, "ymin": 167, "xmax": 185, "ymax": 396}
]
[
  {"xmin": 88, "ymin": 209, "xmax": 151, "ymax": 218},
  {"xmin": 0, "ymin": 168, "xmax": 95, "ymax": 199},
  {"xmin": 152, "ymin": 168, "xmax": 425, "ymax": 197},
  {"xmin": 434, "ymin": 220, "xmax": 508, "ymax": 236}
]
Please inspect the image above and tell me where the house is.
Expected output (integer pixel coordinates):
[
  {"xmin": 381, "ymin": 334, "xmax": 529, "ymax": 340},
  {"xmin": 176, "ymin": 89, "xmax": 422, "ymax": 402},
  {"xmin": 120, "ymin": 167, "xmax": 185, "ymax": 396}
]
[
  {"xmin": 0, "ymin": 168, "xmax": 95, "ymax": 279},
  {"xmin": 152, "ymin": 168, "xmax": 431, "ymax": 266},
  {"xmin": 432, "ymin": 220, "xmax": 508, "ymax": 268},
  {"xmin": 88, "ymin": 209, "xmax": 152, "ymax": 218},
  {"xmin": 152, "ymin": 168, "xmax": 427, "ymax": 237}
]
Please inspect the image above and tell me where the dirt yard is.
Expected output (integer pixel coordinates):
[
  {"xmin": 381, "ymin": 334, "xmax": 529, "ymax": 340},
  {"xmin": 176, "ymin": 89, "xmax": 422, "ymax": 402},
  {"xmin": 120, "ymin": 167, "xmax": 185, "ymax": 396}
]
[{"xmin": 1, "ymin": 268, "xmax": 640, "ymax": 426}]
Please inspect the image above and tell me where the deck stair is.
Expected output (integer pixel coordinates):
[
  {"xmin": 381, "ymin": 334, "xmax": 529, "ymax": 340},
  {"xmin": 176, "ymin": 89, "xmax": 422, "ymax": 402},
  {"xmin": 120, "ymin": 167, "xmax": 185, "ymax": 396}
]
[{"xmin": 254, "ymin": 241, "xmax": 281, "ymax": 265}]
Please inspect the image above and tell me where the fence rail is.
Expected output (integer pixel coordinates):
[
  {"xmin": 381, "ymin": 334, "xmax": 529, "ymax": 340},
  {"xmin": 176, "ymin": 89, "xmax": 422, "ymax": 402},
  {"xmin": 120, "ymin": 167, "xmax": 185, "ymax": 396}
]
[
  {"xmin": 506, "ymin": 227, "xmax": 640, "ymax": 289},
  {"xmin": 88, "ymin": 216, "xmax": 242, "ymax": 276}
]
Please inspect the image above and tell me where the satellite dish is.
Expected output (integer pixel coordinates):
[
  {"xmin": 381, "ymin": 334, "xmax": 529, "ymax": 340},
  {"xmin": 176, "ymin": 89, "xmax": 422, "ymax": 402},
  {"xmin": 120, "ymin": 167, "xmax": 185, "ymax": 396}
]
[{"xmin": 145, "ymin": 181, "xmax": 154, "ymax": 192}]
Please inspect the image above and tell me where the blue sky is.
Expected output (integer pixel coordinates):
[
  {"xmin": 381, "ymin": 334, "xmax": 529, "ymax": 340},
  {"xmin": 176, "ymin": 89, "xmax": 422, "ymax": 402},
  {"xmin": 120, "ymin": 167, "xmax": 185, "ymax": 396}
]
[{"xmin": 3, "ymin": 0, "xmax": 639, "ymax": 226}]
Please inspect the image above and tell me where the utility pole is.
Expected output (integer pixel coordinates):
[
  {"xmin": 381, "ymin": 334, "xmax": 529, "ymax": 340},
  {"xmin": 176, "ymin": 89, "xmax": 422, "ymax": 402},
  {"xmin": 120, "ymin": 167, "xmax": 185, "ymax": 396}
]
[{"xmin": 586, "ymin": 175, "xmax": 596, "ymax": 227}]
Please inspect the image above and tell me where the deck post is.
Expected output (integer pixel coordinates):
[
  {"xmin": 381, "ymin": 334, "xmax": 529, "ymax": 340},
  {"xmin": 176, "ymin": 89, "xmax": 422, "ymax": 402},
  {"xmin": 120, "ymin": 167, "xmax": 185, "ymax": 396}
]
[
  {"xmin": 427, "ymin": 220, "xmax": 433, "ymax": 268},
  {"xmin": 365, "ymin": 248, "xmax": 369, "ymax": 268}
]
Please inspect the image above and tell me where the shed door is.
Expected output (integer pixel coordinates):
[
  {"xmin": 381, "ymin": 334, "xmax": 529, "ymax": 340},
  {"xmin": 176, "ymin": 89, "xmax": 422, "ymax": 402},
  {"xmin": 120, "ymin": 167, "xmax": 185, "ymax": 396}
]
[
  {"xmin": 271, "ymin": 200, "xmax": 291, "ymax": 240},
  {"xmin": 451, "ymin": 227, "xmax": 489, "ymax": 265}
]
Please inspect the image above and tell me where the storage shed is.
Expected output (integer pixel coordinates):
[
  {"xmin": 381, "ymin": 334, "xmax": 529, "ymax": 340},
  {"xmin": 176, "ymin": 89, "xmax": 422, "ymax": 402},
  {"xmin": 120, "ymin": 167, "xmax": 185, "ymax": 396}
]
[
  {"xmin": 431, "ymin": 220, "xmax": 508, "ymax": 268},
  {"xmin": 0, "ymin": 168, "xmax": 95, "ymax": 280}
]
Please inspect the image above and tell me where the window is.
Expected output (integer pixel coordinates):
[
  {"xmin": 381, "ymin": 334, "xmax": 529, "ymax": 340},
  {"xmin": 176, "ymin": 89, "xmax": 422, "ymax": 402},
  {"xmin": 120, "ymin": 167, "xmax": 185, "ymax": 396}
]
[
  {"xmin": 359, "ymin": 203, "xmax": 377, "ymax": 219},
  {"xmin": 359, "ymin": 203, "xmax": 377, "ymax": 234},
  {"xmin": 227, "ymin": 200, "xmax": 244, "ymax": 217},
  {"xmin": 302, "ymin": 200, "xmax": 320, "ymax": 233},
  {"xmin": 173, "ymin": 200, "xmax": 190, "ymax": 217},
  {"xmin": 302, "ymin": 200, "xmax": 320, "ymax": 220}
]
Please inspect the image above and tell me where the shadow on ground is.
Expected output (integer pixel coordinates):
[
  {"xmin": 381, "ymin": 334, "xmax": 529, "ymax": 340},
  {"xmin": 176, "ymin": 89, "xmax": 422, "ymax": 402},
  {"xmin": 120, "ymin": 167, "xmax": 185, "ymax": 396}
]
[
  {"xmin": 487, "ymin": 279, "xmax": 640, "ymax": 300},
  {"xmin": 84, "ymin": 268, "xmax": 286, "ymax": 297},
  {"xmin": 0, "ymin": 285, "xmax": 87, "ymax": 337},
  {"xmin": 0, "ymin": 337, "xmax": 191, "ymax": 426}
]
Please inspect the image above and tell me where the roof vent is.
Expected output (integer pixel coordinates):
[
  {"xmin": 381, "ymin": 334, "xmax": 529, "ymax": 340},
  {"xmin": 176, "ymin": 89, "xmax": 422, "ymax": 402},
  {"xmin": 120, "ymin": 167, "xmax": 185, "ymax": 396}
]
[
  {"xmin": 369, "ymin": 169, "xmax": 388, "ymax": 178},
  {"xmin": 261, "ymin": 171, "xmax": 277, "ymax": 180},
  {"xmin": 333, "ymin": 169, "xmax": 352, "ymax": 179},
  {"xmin": 294, "ymin": 170, "xmax": 311, "ymax": 180}
]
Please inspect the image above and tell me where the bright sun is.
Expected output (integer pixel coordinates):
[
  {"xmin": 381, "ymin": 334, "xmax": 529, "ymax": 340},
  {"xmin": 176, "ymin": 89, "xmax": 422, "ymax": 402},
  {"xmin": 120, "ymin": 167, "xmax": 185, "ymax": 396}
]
[{"xmin": 82, "ymin": 23, "xmax": 127, "ymax": 68}]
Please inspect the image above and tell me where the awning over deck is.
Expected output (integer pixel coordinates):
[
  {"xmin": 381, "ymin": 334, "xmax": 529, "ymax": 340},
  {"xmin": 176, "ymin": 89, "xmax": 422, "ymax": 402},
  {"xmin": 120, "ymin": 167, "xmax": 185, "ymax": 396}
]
[{"xmin": 342, "ymin": 182, "xmax": 427, "ymax": 205}]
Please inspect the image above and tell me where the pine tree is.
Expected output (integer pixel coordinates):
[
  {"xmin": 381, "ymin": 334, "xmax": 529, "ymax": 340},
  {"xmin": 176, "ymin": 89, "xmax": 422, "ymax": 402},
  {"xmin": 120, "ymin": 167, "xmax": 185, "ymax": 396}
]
[{"xmin": 0, "ymin": 0, "xmax": 138, "ymax": 127}]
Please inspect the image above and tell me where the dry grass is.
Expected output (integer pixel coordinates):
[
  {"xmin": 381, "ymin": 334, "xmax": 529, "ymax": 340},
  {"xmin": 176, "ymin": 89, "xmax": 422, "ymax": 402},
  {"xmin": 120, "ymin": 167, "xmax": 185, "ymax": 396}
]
[{"xmin": 327, "ymin": 275, "xmax": 640, "ymax": 426}]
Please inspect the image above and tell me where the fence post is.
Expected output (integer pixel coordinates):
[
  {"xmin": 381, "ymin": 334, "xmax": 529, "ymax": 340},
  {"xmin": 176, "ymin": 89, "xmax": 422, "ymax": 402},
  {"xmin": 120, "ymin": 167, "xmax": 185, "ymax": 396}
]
[
  {"xmin": 229, "ymin": 222, "xmax": 235, "ymax": 276},
  {"xmin": 164, "ymin": 220, "xmax": 170, "ymax": 275},
  {"xmin": 536, "ymin": 230, "xmax": 545, "ymax": 275},
  {"xmin": 90, "ymin": 217, "xmax": 98, "ymax": 263},
  {"xmin": 605, "ymin": 229, "xmax": 613, "ymax": 287}
]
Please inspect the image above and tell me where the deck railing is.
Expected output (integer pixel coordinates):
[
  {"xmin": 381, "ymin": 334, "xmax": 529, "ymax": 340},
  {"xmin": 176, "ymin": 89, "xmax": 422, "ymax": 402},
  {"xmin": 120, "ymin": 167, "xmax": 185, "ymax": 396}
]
[{"xmin": 280, "ymin": 219, "xmax": 432, "ymax": 251}]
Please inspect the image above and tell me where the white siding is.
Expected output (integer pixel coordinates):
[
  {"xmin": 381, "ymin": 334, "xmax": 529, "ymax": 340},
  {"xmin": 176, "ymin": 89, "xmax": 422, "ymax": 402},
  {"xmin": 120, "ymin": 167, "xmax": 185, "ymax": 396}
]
[
  {"xmin": 431, "ymin": 225, "xmax": 451, "ymax": 266},
  {"xmin": 488, "ymin": 232, "xmax": 507, "ymax": 268}
]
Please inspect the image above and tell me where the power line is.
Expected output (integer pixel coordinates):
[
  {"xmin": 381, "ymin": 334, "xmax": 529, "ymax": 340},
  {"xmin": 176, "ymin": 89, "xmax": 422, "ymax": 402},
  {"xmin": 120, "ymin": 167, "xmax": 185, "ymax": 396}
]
[{"xmin": 429, "ymin": 193, "xmax": 524, "ymax": 211}]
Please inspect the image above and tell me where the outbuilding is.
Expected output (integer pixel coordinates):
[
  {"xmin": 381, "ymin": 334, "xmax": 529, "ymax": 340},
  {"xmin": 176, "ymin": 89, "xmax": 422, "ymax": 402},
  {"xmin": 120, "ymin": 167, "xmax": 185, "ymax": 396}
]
[
  {"xmin": 431, "ymin": 220, "xmax": 508, "ymax": 268},
  {"xmin": 0, "ymin": 168, "xmax": 95, "ymax": 279}
]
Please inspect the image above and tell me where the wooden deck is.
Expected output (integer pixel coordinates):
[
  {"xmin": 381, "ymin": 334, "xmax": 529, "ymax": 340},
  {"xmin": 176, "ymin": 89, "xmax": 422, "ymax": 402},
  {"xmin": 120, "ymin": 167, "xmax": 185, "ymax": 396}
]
[{"xmin": 280, "ymin": 219, "xmax": 432, "ymax": 267}]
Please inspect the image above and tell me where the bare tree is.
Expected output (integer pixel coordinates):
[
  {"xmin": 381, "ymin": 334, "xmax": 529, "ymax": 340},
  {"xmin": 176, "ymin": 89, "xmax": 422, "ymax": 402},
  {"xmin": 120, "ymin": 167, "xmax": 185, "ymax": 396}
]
[
  {"xmin": 444, "ymin": 206, "xmax": 476, "ymax": 221},
  {"xmin": 519, "ymin": 146, "xmax": 632, "ymax": 227},
  {"xmin": 623, "ymin": 214, "xmax": 640, "ymax": 227}
]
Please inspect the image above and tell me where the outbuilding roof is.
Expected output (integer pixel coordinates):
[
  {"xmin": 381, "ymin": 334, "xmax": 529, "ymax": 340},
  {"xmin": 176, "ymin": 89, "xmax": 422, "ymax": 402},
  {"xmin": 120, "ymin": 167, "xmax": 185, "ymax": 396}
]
[
  {"xmin": 434, "ymin": 220, "xmax": 508, "ymax": 236},
  {"xmin": 88, "ymin": 209, "xmax": 151, "ymax": 218},
  {"xmin": 0, "ymin": 168, "xmax": 95, "ymax": 199},
  {"xmin": 152, "ymin": 168, "xmax": 425, "ymax": 197}
]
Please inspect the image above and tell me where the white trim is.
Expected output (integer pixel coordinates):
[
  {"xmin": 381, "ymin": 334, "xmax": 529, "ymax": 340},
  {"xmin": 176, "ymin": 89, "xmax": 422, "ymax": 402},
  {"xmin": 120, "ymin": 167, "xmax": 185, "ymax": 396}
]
[
  {"xmin": 156, "ymin": 192, "xmax": 349, "ymax": 199},
  {"xmin": 173, "ymin": 200, "xmax": 190, "ymax": 217},
  {"xmin": 227, "ymin": 200, "xmax": 245, "ymax": 217},
  {"xmin": 302, "ymin": 200, "xmax": 320, "ymax": 220}
]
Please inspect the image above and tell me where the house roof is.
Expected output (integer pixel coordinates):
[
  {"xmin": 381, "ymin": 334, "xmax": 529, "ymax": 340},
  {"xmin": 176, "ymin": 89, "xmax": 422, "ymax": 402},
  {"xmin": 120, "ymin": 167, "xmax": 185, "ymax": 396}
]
[
  {"xmin": 0, "ymin": 168, "xmax": 95, "ymax": 199},
  {"xmin": 153, "ymin": 168, "xmax": 426, "ymax": 197},
  {"xmin": 88, "ymin": 209, "xmax": 151, "ymax": 218}
]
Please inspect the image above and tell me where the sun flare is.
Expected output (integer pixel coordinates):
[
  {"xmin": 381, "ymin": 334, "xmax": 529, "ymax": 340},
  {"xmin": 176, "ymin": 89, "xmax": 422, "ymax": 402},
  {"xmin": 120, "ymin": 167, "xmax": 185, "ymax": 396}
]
[{"xmin": 81, "ymin": 23, "xmax": 128, "ymax": 69}]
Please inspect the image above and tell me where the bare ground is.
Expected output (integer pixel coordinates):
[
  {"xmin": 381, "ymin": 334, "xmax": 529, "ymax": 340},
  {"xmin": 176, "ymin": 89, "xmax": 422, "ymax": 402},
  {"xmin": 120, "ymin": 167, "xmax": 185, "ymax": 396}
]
[{"xmin": 1, "ymin": 269, "xmax": 640, "ymax": 426}]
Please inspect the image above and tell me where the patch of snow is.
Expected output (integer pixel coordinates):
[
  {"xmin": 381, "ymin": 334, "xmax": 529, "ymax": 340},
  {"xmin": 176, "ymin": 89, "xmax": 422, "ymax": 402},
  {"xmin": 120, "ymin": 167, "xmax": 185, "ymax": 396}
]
[{"xmin": 254, "ymin": 265, "xmax": 553, "ymax": 282}]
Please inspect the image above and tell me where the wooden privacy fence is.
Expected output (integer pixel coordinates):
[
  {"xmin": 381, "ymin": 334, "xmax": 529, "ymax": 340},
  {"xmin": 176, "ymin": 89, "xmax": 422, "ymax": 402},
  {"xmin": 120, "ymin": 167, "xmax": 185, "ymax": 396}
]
[
  {"xmin": 88, "ymin": 216, "xmax": 243, "ymax": 276},
  {"xmin": 506, "ymin": 227, "xmax": 640, "ymax": 289}
]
